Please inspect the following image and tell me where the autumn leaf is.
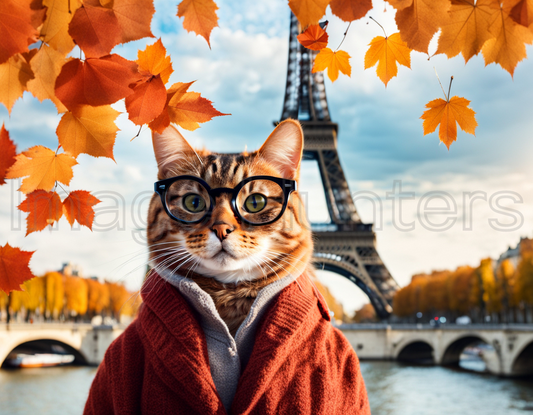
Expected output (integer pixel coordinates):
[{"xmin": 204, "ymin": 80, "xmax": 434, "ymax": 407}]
[
  {"xmin": 482, "ymin": 1, "xmax": 533, "ymax": 76},
  {"xmin": 436, "ymin": 0, "xmax": 499, "ymax": 63},
  {"xmin": 421, "ymin": 95, "xmax": 477, "ymax": 149},
  {"xmin": 0, "ymin": 53, "xmax": 34, "ymax": 114},
  {"xmin": 6, "ymin": 145, "xmax": 77, "ymax": 194},
  {"xmin": 41, "ymin": 0, "xmax": 83, "ymax": 54},
  {"xmin": 55, "ymin": 55, "xmax": 140, "ymax": 110},
  {"xmin": 510, "ymin": 0, "xmax": 533, "ymax": 28},
  {"xmin": 0, "ymin": 124, "xmax": 17, "ymax": 185},
  {"xmin": 0, "ymin": 243, "xmax": 35, "ymax": 293},
  {"xmin": 26, "ymin": 44, "xmax": 68, "ymax": 113},
  {"xmin": 136, "ymin": 38, "xmax": 173, "ymax": 84},
  {"xmin": 365, "ymin": 33, "xmax": 411, "ymax": 86},
  {"xmin": 312, "ymin": 47, "xmax": 351, "ymax": 82},
  {"xmin": 297, "ymin": 24, "xmax": 329, "ymax": 50},
  {"xmin": 289, "ymin": 0, "xmax": 331, "ymax": 28},
  {"xmin": 56, "ymin": 105, "xmax": 120, "ymax": 159},
  {"xmin": 149, "ymin": 82, "xmax": 228, "ymax": 133},
  {"xmin": 392, "ymin": 0, "xmax": 450, "ymax": 53},
  {"xmin": 177, "ymin": 0, "xmax": 219, "ymax": 47},
  {"xmin": 330, "ymin": 0, "xmax": 372, "ymax": 22},
  {"xmin": 18, "ymin": 190, "xmax": 63, "ymax": 235},
  {"xmin": 63, "ymin": 190, "xmax": 101, "ymax": 229},
  {"xmin": 0, "ymin": 0, "xmax": 40, "ymax": 64}
]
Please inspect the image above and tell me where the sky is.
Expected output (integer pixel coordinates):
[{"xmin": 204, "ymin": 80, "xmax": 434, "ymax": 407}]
[{"xmin": 2, "ymin": 0, "xmax": 533, "ymax": 315}]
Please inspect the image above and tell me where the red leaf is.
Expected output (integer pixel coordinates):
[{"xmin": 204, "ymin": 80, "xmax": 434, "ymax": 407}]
[
  {"xmin": 0, "ymin": 243, "xmax": 35, "ymax": 293},
  {"xmin": 0, "ymin": 0, "xmax": 39, "ymax": 64},
  {"xmin": 0, "ymin": 124, "xmax": 17, "ymax": 185},
  {"xmin": 297, "ymin": 24, "xmax": 329, "ymax": 50},
  {"xmin": 55, "ymin": 55, "xmax": 140, "ymax": 110},
  {"xmin": 18, "ymin": 190, "xmax": 63, "ymax": 235},
  {"xmin": 62, "ymin": 190, "xmax": 100, "ymax": 229},
  {"xmin": 125, "ymin": 75, "xmax": 167, "ymax": 125}
]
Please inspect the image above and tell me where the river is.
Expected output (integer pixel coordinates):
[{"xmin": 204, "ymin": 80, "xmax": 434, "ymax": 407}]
[{"xmin": 0, "ymin": 361, "xmax": 532, "ymax": 414}]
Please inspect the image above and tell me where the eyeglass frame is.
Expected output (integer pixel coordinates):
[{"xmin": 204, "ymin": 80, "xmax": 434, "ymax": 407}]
[{"xmin": 154, "ymin": 175, "xmax": 297, "ymax": 226}]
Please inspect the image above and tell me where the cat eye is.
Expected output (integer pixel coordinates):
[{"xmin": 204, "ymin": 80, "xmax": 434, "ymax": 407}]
[{"xmin": 154, "ymin": 175, "xmax": 296, "ymax": 226}]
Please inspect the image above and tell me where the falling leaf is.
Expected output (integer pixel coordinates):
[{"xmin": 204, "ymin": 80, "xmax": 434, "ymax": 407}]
[
  {"xmin": 386, "ymin": 0, "xmax": 412, "ymax": 10},
  {"xmin": 6, "ymin": 145, "xmax": 77, "ymax": 194},
  {"xmin": 436, "ymin": 0, "xmax": 499, "ymax": 63},
  {"xmin": 136, "ymin": 38, "xmax": 173, "ymax": 84},
  {"xmin": 297, "ymin": 24, "xmax": 329, "ymax": 50},
  {"xmin": 364, "ymin": 32, "xmax": 411, "ymax": 86},
  {"xmin": 98, "ymin": 0, "xmax": 155, "ymax": 44},
  {"xmin": 289, "ymin": 0, "xmax": 331, "ymax": 28},
  {"xmin": 0, "ymin": 243, "xmax": 35, "ymax": 293},
  {"xmin": 26, "ymin": 44, "xmax": 68, "ymax": 113},
  {"xmin": 41, "ymin": 0, "xmax": 83, "ymax": 54},
  {"xmin": 62, "ymin": 190, "xmax": 101, "ymax": 229},
  {"xmin": 421, "ymin": 96, "xmax": 477, "ymax": 149},
  {"xmin": 126, "ymin": 75, "xmax": 167, "ymax": 125},
  {"xmin": 0, "ymin": 124, "xmax": 17, "ymax": 185},
  {"xmin": 149, "ymin": 82, "xmax": 228, "ymax": 133},
  {"xmin": 55, "ymin": 55, "xmax": 139, "ymax": 110},
  {"xmin": 0, "ymin": 0, "xmax": 40, "ymax": 64},
  {"xmin": 56, "ymin": 105, "xmax": 120, "ymax": 159},
  {"xmin": 482, "ymin": 1, "xmax": 533, "ymax": 76},
  {"xmin": 177, "ymin": 0, "xmax": 219, "ymax": 47},
  {"xmin": 393, "ymin": 0, "xmax": 450, "ymax": 53},
  {"xmin": 312, "ymin": 47, "xmax": 351, "ymax": 82},
  {"xmin": 0, "ymin": 53, "xmax": 34, "ymax": 114},
  {"xmin": 18, "ymin": 190, "xmax": 63, "ymax": 235},
  {"xmin": 510, "ymin": 0, "xmax": 533, "ymax": 28},
  {"xmin": 330, "ymin": 0, "xmax": 373, "ymax": 22}
]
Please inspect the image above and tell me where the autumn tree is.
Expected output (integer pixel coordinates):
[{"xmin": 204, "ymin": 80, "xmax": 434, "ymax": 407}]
[
  {"xmin": 87, "ymin": 278, "xmax": 110, "ymax": 317},
  {"xmin": 64, "ymin": 276, "xmax": 89, "ymax": 319},
  {"xmin": 45, "ymin": 271, "xmax": 64, "ymax": 319},
  {"xmin": 496, "ymin": 258, "xmax": 517, "ymax": 323}
]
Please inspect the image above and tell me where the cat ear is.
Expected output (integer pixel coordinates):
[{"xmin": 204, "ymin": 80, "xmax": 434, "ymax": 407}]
[
  {"xmin": 259, "ymin": 119, "xmax": 304, "ymax": 180},
  {"xmin": 152, "ymin": 126, "xmax": 195, "ymax": 173}
]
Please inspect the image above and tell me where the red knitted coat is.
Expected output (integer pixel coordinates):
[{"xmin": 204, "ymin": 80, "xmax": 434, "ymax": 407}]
[{"xmin": 84, "ymin": 274, "xmax": 371, "ymax": 415}]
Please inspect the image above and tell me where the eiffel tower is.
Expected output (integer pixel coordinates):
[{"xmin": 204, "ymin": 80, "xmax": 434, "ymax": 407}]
[{"xmin": 280, "ymin": 14, "xmax": 399, "ymax": 319}]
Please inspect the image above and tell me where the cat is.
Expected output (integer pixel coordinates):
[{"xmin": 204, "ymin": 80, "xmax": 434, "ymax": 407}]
[{"xmin": 146, "ymin": 119, "xmax": 314, "ymax": 335}]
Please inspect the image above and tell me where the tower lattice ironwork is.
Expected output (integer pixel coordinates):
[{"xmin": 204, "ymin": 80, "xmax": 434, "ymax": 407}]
[{"xmin": 280, "ymin": 14, "xmax": 399, "ymax": 319}]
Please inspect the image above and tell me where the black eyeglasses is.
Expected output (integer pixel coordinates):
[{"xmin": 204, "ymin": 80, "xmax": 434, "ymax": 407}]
[{"xmin": 154, "ymin": 175, "xmax": 297, "ymax": 226}]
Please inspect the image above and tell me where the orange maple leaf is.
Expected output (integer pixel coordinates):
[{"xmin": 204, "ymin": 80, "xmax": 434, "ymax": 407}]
[
  {"xmin": 41, "ymin": 0, "xmax": 83, "ymax": 54},
  {"xmin": 289, "ymin": 0, "xmax": 331, "ymax": 28},
  {"xmin": 6, "ymin": 145, "xmax": 77, "ymax": 194},
  {"xmin": 436, "ymin": 0, "xmax": 499, "ymax": 63},
  {"xmin": 330, "ymin": 0, "xmax": 372, "ymax": 22},
  {"xmin": 297, "ymin": 24, "xmax": 329, "ymax": 51},
  {"xmin": 136, "ymin": 39, "xmax": 174, "ymax": 84},
  {"xmin": 0, "ymin": 53, "xmax": 34, "ymax": 114},
  {"xmin": 312, "ymin": 47, "xmax": 351, "ymax": 82},
  {"xmin": 364, "ymin": 32, "xmax": 411, "ymax": 87},
  {"xmin": 421, "ymin": 95, "xmax": 477, "ymax": 149},
  {"xmin": 0, "ymin": 124, "xmax": 17, "ymax": 185},
  {"xmin": 0, "ymin": 243, "xmax": 35, "ymax": 293},
  {"xmin": 390, "ymin": 0, "xmax": 450, "ymax": 53},
  {"xmin": 18, "ymin": 190, "xmax": 64, "ymax": 235},
  {"xmin": 63, "ymin": 190, "xmax": 101, "ymax": 230},
  {"xmin": 510, "ymin": 0, "xmax": 533, "ymax": 28},
  {"xmin": 177, "ymin": 0, "xmax": 219, "ymax": 47},
  {"xmin": 149, "ymin": 82, "xmax": 228, "ymax": 133},
  {"xmin": 55, "ymin": 55, "xmax": 140, "ymax": 110},
  {"xmin": 0, "ymin": 0, "xmax": 40, "ymax": 64},
  {"xmin": 56, "ymin": 105, "xmax": 120, "ymax": 159},
  {"xmin": 482, "ymin": 1, "xmax": 533, "ymax": 76},
  {"xmin": 96, "ymin": 0, "xmax": 155, "ymax": 43}
]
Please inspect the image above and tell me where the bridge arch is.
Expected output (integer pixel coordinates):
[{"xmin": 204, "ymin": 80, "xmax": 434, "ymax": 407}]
[
  {"xmin": 1, "ymin": 339, "xmax": 89, "ymax": 366},
  {"xmin": 395, "ymin": 340, "xmax": 435, "ymax": 364},
  {"xmin": 510, "ymin": 340, "xmax": 533, "ymax": 377},
  {"xmin": 440, "ymin": 334, "xmax": 492, "ymax": 366},
  {"xmin": 313, "ymin": 259, "xmax": 392, "ymax": 319}
]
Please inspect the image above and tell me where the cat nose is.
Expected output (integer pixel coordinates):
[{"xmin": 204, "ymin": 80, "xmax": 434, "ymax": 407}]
[{"xmin": 211, "ymin": 222, "xmax": 234, "ymax": 241}]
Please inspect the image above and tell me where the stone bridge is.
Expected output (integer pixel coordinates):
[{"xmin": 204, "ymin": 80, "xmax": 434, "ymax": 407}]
[{"xmin": 340, "ymin": 324, "xmax": 533, "ymax": 377}]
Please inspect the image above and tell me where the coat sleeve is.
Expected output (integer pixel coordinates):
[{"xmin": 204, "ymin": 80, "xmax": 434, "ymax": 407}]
[{"xmin": 84, "ymin": 322, "xmax": 145, "ymax": 415}]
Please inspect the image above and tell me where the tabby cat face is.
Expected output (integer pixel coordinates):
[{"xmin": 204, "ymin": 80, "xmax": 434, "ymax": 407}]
[{"xmin": 147, "ymin": 120, "xmax": 313, "ymax": 284}]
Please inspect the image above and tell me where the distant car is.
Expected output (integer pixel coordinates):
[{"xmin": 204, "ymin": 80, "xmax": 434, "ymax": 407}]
[{"xmin": 456, "ymin": 316, "xmax": 472, "ymax": 325}]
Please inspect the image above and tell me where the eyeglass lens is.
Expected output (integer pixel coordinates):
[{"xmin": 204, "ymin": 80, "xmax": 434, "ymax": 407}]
[{"xmin": 165, "ymin": 179, "xmax": 212, "ymax": 222}]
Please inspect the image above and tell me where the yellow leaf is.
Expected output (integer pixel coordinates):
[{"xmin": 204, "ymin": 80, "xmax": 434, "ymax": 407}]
[
  {"xmin": 56, "ymin": 105, "xmax": 120, "ymax": 159},
  {"xmin": 6, "ymin": 146, "xmax": 78, "ymax": 193},
  {"xmin": 136, "ymin": 38, "xmax": 173, "ymax": 84},
  {"xmin": 177, "ymin": 0, "xmax": 219, "ymax": 47},
  {"xmin": 364, "ymin": 32, "xmax": 411, "ymax": 86},
  {"xmin": 289, "ymin": 0, "xmax": 331, "ymax": 27},
  {"xmin": 420, "ymin": 96, "xmax": 477, "ymax": 149},
  {"xmin": 0, "ymin": 54, "xmax": 34, "ymax": 114},
  {"xmin": 41, "ymin": 0, "xmax": 83, "ymax": 54},
  {"xmin": 26, "ymin": 44, "xmax": 67, "ymax": 113},
  {"xmin": 312, "ymin": 47, "xmax": 351, "ymax": 82}
]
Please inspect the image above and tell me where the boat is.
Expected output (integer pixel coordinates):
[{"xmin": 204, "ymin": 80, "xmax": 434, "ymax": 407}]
[{"xmin": 5, "ymin": 353, "xmax": 75, "ymax": 368}]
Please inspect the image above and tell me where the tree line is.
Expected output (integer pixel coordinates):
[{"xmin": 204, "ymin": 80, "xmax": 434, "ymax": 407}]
[
  {"xmin": 392, "ymin": 238, "xmax": 533, "ymax": 324},
  {"xmin": 0, "ymin": 272, "xmax": 141, "ymax": 324}
]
